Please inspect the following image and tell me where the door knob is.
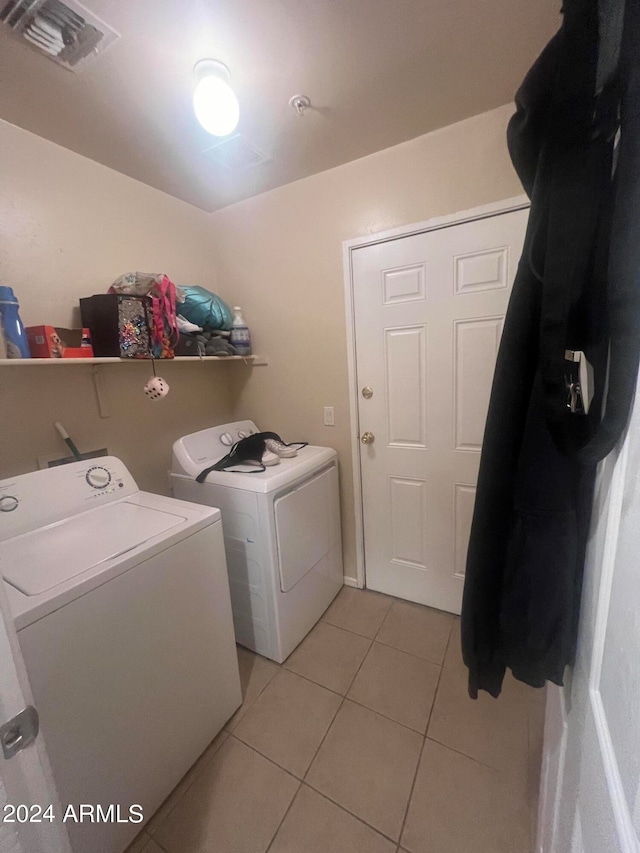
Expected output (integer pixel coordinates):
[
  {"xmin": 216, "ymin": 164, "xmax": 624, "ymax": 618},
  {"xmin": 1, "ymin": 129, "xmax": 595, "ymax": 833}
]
[
  {"xmin": 362, "ymin": 386, "xmax": 373, "ymax": 399},
  {"xmin": 361, "ymin": 431, "xmax": 375, "ymax": 444}
]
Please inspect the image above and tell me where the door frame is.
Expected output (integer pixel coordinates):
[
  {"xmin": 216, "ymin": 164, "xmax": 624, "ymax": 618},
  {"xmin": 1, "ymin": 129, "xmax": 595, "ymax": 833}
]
[{"xmin": 342, "ymin": 194, "xmax": 529, "ymax": 589}]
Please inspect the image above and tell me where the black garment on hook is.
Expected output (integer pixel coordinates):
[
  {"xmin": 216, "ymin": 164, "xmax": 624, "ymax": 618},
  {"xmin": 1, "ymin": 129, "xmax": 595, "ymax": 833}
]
[{"xmin": 462, "ymin": 0, "xmax": 640, "ymax": 697}]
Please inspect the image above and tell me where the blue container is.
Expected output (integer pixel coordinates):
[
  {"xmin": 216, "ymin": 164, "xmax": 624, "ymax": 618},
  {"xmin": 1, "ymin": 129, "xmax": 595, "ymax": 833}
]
[{"xmin": 0, "ymin": 286, "xmax": 30, "ymax": 358}]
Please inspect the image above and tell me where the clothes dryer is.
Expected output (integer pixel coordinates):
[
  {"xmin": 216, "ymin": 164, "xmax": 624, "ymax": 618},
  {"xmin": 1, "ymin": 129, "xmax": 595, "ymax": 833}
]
[{"xmin": 171, "ymin": 421, "xmax": 343, "ymax": 662}]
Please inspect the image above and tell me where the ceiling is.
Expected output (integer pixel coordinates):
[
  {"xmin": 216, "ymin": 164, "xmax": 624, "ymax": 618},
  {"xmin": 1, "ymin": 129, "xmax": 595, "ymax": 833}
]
[{"xmin": 0, "ymin": 0, "xmax": 561, "ymax": 212}]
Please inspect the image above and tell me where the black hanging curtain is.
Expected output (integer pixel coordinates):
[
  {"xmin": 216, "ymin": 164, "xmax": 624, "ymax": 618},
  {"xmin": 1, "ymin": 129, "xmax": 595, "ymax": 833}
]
[{"xmin": 461, "ymin": 0, "xmax": 640, "ymax": 698}]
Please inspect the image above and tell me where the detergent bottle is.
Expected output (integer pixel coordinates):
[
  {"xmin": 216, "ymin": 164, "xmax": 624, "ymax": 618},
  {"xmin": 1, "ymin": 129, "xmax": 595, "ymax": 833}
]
[
  {"xmin": 230, "ymin": 306, "xmax": 251, "ymax": 356},
  {"xmin": 0, "ymin": 286, "xmax": 30, "ymax": 358}
]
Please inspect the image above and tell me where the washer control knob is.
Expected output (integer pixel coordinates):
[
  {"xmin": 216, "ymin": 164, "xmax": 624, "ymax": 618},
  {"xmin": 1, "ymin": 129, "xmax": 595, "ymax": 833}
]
[
  {"xmin": 86, "ymin": 466, "xmax": 111, "ymax": 489},
  {"xmin": 237, "ymin": 430, "xmax": 248, "ymax": 439},
  {"xmin": 220, "ymin": 433, "xmax": 234, "ymax": 446},
  {"xmin": 0, "ymin": 495, "xmax": 18, "ymax": 513}
]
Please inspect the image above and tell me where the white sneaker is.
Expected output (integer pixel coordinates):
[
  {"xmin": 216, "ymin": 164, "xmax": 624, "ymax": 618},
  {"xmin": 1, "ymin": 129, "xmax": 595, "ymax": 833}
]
[
  {"xmin": 176, "ymin": 315, "xmax": 203, "ymax": 333},
  {"xmin": 261, "ymin": 448, "xmax": 280, "ymax": 466},
  {"xmin": 265, "ymin": 438, "xmax": 298, "ymax": 458}
]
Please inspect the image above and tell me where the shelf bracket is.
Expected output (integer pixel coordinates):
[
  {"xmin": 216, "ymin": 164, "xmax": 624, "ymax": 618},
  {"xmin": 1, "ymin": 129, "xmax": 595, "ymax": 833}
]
[{"xmin": 92, "ymin": 366, "xmax": 112, "ymax": 418}]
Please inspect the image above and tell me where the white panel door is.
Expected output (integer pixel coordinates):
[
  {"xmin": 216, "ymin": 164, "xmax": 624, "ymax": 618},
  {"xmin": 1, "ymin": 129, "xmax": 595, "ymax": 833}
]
[{"xmin": 352, "ymin": 208, "xmax": 527, "ymax": 611}]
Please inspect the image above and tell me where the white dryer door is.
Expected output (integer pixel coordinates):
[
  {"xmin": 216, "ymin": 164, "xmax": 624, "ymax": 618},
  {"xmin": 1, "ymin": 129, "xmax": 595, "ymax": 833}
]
[{"xmin": 275, "ymin": 465, "xmax": 339, "ymax": 593}]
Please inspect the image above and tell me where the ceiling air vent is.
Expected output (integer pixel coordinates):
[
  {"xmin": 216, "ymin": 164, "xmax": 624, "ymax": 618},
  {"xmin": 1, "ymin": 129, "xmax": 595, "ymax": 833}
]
[
  {"xmin": 0, "ymin": 0, "xmax": 119, "ymax": 71},
  {"xmin": 203, "ymin": 135, "xmax": 270, "ymax": 171}
]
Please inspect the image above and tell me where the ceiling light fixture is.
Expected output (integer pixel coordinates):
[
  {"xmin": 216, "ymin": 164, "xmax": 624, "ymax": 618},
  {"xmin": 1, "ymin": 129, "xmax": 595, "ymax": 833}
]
[{"xmin": 193, "ymin": 59, "xmax": 240, "ymax": 137}]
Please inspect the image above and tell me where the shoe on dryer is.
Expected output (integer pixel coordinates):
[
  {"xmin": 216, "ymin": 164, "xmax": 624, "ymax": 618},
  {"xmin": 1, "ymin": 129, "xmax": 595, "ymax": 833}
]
[
  {"xmin": 261, "ymin": 448, "xmax": 280, "ymax": 466},
  {"xmin": 264, "ymin": 438, "xmax": 300, "ymax": 458}
]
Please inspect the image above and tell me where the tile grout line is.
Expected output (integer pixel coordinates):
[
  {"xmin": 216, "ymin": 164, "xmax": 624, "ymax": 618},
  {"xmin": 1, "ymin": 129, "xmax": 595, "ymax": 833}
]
[
  {"xmin": 428, "ymin": 622, "xmax": 539, "ymax": 788},
  {"xmin": 281, "ymin": 663, "xmax": 349, "ymax": 698},
  {"xmin": 228, "ymin": 729, "xmax": 315, "ymax": 782},
  {"xmin": 417, "ymin": 617, "xmax": 456, "ymax": 737},
  {"xmin": 145, "ymin": 731, "xmax": 231, "ymax": 839},
  {"xmin": 305, "ymin": 782, "xmax": 402, "ymax": 844},
  {"xmin": 251, "ymin": 613, "xmax": 386, "ymax": 853},
  {"xmin": 321, "ymin": 615, "xmax": 382, "ymax": 641},
  {"xmin": 263, "ymin": 776, "xmax": 303, "ymax": 853},
  {"xmin": 229, "ymin": 734, "xmax": 302, "ymax": 782},
  {"xmin": 344, "ymin": 695, "xmax": 433, "ymax": 738},
  {"xmin": 302, "ymin": 692, "xmax": 346, "ymax": 781},
  {"xmin": 321, "ymin": 595, "xmax": 394, "ymax": 642},
  {"xmin": 284, "ymin": 636, "xmax": 374, "ymax": 701},
  {"xmin": 293, "ymin": 629, "xmax": 409, "ymax": 846},
  {"xmin": 146, "ymin": 829, "xmax": 170, "ymax": 853},
  {"xmin": 423, "ymin": 733, "xmax": 509, "ymax": 773},
  {"xmin": 372, "ymin": 598, "xmax": 395, "ymax": 642},
  {"xmin": 225, "ymin": 649, "xmax": 282, "ymax": 733},
  {"xmin": 297, "ymin": 599, "xmax": 457, "ymax": 846},
  {"xmin": 319, "ymin": 593, "xmax": 456, "ymax": 662},
  {"xmin": 300, "ymin": 627, "xmax": 376, "ymax": 785},
  {"xmin": 302, "ymin": 778, "xmax": 400, "ymax": 846},
  {"xmin": 214, "ymin": 733, "xmax": 304, "ymax": 853},
  {"xmin": 395, "ymin": 619, "xmax": 454, "ymax": 849},
  {"xmin": 372, "ymin": 635, "xmax": 449, "ymax": 667},
  {"xmin": 281, "ymin": 658, "xmax": 435, "ymax": 738},
  {"xmin": 250, "ymin": 671, "xmax": 438, "ymax": 772}
]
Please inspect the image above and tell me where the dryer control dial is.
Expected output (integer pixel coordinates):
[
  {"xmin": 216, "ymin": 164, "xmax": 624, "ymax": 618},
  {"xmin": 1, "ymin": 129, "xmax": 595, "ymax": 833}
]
[
  {"xmin": 0, "ymin": 495, "xmax": 18, "ymax": 512},
  {"xmin": 220, "ymin": 433, "xmax": 234, "ymax": 446},
  {"xmin": 86, "ymin": 466, "xmax": 111, "ymax": 489}
]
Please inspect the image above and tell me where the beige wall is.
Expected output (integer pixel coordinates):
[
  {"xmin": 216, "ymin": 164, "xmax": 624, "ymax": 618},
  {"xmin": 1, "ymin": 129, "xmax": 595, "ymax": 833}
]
[
  {"xmin": 209, "ymin": 103, "xmax": 523, "ymax": 580},
  {"xmin": 0, "ymin": 120, "xmax": 239, "ymax": 493},
  {"xmin": 0, "ymin": 105, "xmax": 523, "ymax": 578}
]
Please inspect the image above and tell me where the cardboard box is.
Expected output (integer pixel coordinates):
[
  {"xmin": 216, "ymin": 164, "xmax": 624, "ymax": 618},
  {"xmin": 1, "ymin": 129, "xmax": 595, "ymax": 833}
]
[{"xmin": 25, "ymin": 326, "xmax": 94, "ymax": 359}]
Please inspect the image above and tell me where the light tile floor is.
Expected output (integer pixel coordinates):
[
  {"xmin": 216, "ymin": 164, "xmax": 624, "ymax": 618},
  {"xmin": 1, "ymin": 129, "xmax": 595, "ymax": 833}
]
[{"xmin": 127, "ymin": 588, "xmax": 545, "ymax": 853}]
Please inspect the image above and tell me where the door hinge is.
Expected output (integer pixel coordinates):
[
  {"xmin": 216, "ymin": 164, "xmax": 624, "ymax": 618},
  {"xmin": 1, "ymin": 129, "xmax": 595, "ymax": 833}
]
[{"xmin": 0, "ymin": 706, "xmax": 39, "ymax": 759}]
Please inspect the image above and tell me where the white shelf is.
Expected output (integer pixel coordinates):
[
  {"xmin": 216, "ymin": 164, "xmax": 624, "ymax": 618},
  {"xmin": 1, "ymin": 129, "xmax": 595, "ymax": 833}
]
[{"xmin": 0, "ymin": 355, "xmax": 267, "ymax": 366}]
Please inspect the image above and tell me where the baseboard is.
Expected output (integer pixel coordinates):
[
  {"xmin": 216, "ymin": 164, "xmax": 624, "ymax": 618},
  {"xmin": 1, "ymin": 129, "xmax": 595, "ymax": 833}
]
[{"xmin": 343, "ymin": 575, "xmax": 361, "ymax": 588}]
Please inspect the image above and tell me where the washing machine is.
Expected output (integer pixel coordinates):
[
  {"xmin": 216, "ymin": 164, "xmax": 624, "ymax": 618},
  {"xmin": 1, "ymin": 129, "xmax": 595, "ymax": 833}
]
[
  {"xmin": 171, "ymin": 420, "xmax": 344, "ymax": 663},
  {"xmin": 0, "ymin": 458, "xmax": 241, "ymax": 853}
]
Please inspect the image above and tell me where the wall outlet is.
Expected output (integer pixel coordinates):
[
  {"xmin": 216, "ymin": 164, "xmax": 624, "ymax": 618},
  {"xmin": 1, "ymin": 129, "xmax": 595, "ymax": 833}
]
[{"xmin": 324, "ymin": 406, "xmax": 335, "ymax": 426}]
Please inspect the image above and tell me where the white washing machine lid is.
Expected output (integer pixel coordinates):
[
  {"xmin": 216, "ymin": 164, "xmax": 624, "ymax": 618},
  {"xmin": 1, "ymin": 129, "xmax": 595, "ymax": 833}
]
[
  {"xmin": 0, "ymin": 458, "xmax": 222, "ymax": 629},
  {"xmin": 2, "ymin": 501, "xmax": 186, "ymax": 596}
]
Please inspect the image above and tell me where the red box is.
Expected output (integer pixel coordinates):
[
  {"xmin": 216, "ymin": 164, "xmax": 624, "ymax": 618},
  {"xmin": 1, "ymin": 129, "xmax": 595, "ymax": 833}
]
[{"xmin": 25, "ymin": 326, "xmax": 94, "ymax": 359}]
